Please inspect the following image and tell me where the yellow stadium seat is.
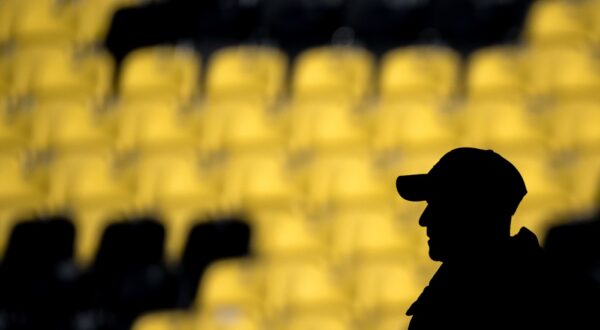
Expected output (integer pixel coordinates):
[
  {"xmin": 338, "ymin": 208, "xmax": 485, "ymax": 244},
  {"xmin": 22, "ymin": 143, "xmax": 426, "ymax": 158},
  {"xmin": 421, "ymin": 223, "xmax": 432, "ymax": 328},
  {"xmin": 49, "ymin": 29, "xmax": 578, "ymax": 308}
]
[
  {"xmin": 466, "ymin": 46, "xmax": 525, "ymax": 100},
  {"xmin": 328, "ymin": 208, "xmax": 415, "ymax": 264},
  {"xmin": 372, "ymin": 101, "xmax": 459, "ymax": 154},
  {"xmin": 44, "ymin": 153, "xmax": 132, "ymax": 265},
  {"xmin": 12, "ymin": 0, "xmax": 76, "ymax": 46},
  {"xmin": 194, "ymin": 101, "xmax": 285, "ymax": 155},
  {"xmin": 252, "ymin": 209, "xmax": 325, "ymax": 259},
  {"xmin": 548, "ymin": 101, "xmax": 600, "ymax": 153},
  {"xmin": 112, "ymin": 101, "xmax": 196, "ymax": 154},
  {"xmin": 0, "ymin": 0, "xmax": 13, "ymax": 45},
  {"xmin": 296, "ymin": 154, "xmax": 389, "ymax": 211},
  {"xmin": 263, "ymin": 259, "xmax": 349, "ymax": 317},
  {"xmin": 119, "ymin": 47, "xmax": 200, "ymax": 104},
  {"xmin": 524, "ymin": 0, "xmax": 589, "ymax": 48},
  {"xmin": 8, "ymin": 46, "xmax": 75, "ymax": 101},
  {"xmin": 352, "ymin": 260, "xmax": 422, "ymax": 319},
  {"xmin": 73, "ymin": 0, "xmax": 139, "ymax": 46},
  {"xmin": 30, "ymin": 50, "xmax": 114, "ymax": 103},
  {"xmin": 132, "ymin": 311, "xmax": 194, "ymax": 330},
  {"xmin": 362, "ymin": 313, "xmax": 411, "ymax": 330},
  {"xmin": 565, "ymin": 154, "xmax": 600, "ymax": 212},
  {"xmin": 0, "ymin": 109, "xmax": 28, "ymax": 156},
  {"xmin": 0, "ymin": 55, "xmax": 9, "ymax": 100},
  {"xmin": 286, "ymin": 99, "xmax": 369, "ymax": 155},
  {"xmin": 206, "ymin": 46, "xmax": 287, "ymax": 105},
  {"xmin": 26, "ymin": 101, "xmax": 112, "ymax": 155},
  {"xmin": 220, "ymin": 152, "xmax": 298, "ymax": 211},
  {"xmin": 588, "ymin": 0, "xmax": 600, "ymax": 46},
  {"xmin": 0, "ymin": 155, "xmax": 45, "ymax": 258},
  {"xmin": 273, "ymin": 312, "xmax": 351, "ymax": 330},
  {"xmin": 459, "ymin": 99, "xmax": 546, "ymax": 153},
  {"xmin": 380, "ymin": 46, "xmax": 461, "ymax": 103},
  {"xmin": 292, "ymin": 46, "xmax": 375, "ymax": 103},
  {"xmin": 196, "ymin": 259, "xmax": 262, "ymax": 310},
  {"xmin": 125, "ymin": 153, "xmax": 217, "ymax": 261},
  {"xmin": 196, "ymin": 307, "xmax": 263, "ymax": 330}
]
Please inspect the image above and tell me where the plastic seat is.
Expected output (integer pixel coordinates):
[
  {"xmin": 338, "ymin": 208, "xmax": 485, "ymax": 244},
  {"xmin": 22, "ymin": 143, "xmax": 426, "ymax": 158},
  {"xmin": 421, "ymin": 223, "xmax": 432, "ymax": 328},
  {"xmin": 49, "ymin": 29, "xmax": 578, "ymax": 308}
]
[
  {"xmin": 73, "ymin": 0, "xmax": 139, "ymax": 46},
  {"xmin": 352, "ymin": 260, "xmax": 422, "ymax": 319},
  {"xmin": 132, "ymin": 311, "xmax": 194, "ymax": 330},
  {"xmin": 0, "ymin": 0, "xmax": 13, "ymax": 45},
  {"xmin": 112, "ymin": 101, "xmax": 196, "ymax": 154},
  {"xmin": 466, "ymin": 46, "xmax": 526, "ymax": 100},
  {"xmin": 380, "ymin": 46, "xmax": 461, "ymax": 103},
  {"xmin": 126, "ymin": 153, "xmax": 218, "ymax": 261},
  {"xmin": 252, "ymin": 209, "xmax": 325, "ymax": 260},
  {"xmin": 194, "ymin": 101, "xmax": 285, "ymax": 155},
  {"xmin": 286, "ymin": 99, "xmax": 369, "ymax": 154},
  {"xmin": 196, "ymin": 259, "xmax": 262, "ymax": 311},
  {"xmin": 26, "ymin": 101, "xmax": 112, "ymax": 155},
  {"xmin": 329, "ymin": 208, "xmax": 415, "ymax": 264},
  {"xmin": 119, "ymin": 46, "xmax": 200, "ymax": 104},
  {"xmin": 460, "ymin": 99, "xmax": 546, "ymax": 153},
  {"xmin": 205, "ymin": 46, "xmax": 287, "ymax": 105},
  {"xmin": 29, "ymin": 49, "xmax": 114, "ymax": 103},
  {"xmin": 292, "ymin": 46, "xmax": 375, "ymax": 103},
  {"xmin": 42, "ymin": 153, "xmax": 132, "ymax": 265},
  {"xmin": 11, "ymin": 0, "xmax": 76, "ymax": 46},
  {"xmin": 362, "ymin": 313, "xmax": 412, "ymax": 330},
  {"xmin": 195, "ymin": 307, "xmax": 263, "ymax": 330},
  {"xmin": 548, "ymin": 101, "xmax": 600, "ymax": 153},
  {"xmin": 179, "ymin": 219, "xmax": 251, "ymax": 307},
  {"xmin": 263, "ymin": 259, "xmax": 349, "ymax": 317},
  {"xmin": 524, "ymin": 0, "xmax": 589, "ymax": 48},
  {"xmin": 0, "ymin": 155, "xmax": 45, "ymax": 257},
  {"xmin": 220, "ymin": 153, "xmax": 298, "ymax": 211},
  {"xmin": 372, "ymin": 101, "xmax": 459, "ymax": 154},
  {"xmin": 273, "ymin": 312, "xmax": 351, "ymax": 330}
]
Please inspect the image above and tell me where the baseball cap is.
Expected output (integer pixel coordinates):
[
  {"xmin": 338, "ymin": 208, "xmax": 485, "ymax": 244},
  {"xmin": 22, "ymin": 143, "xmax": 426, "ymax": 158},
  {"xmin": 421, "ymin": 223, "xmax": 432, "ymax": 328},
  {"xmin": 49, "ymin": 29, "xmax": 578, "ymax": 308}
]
[{"xmin": 396, "ymin": 148, "xmax": 527, "ymax": 215}]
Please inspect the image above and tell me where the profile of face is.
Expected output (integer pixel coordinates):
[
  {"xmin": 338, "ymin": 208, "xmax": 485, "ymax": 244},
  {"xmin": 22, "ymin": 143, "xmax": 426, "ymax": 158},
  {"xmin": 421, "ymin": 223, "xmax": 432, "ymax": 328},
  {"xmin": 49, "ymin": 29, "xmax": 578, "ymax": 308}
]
[{"xmin": 419, "ymin": 197, "xmax": 483, "ymax": 262}]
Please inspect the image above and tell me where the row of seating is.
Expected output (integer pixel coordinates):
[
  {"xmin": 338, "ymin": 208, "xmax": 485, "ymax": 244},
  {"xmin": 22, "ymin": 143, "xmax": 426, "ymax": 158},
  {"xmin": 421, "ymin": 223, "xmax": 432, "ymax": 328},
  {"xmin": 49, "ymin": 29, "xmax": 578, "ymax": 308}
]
[
  {"xmin": 0, "ymin": 146, "xmax": 595, "ymax": 263},
  {"xmin": 2, "ymin": 43, "xmax": 600, "ymax": 107}
]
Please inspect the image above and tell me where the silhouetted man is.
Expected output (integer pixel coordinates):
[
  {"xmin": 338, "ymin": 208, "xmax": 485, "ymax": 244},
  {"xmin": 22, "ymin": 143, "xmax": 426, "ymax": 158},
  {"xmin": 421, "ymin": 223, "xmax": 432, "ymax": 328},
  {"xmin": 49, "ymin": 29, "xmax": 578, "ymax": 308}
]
[{"xmin": 395, "ymin": 148, "xmax": 568, "ymax": 330}]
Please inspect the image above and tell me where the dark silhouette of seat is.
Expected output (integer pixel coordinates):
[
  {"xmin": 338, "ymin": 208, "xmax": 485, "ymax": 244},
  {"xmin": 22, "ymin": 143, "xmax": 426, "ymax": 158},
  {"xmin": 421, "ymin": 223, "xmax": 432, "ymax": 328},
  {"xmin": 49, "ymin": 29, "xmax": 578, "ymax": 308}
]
[
  {"xmin": 0, "ymin": 216, "xmax": 78, "ymax": 330},
  {"xmin": 73, "ymin": 217, "xmax": 177, "ymax": 330},
  {"xmin": 176, "ymin": 217, "xmax": 252, "ymax": 307},
  {"xmin": 395, "ymin": 147, "xmax": 595, "ymax": 330}
]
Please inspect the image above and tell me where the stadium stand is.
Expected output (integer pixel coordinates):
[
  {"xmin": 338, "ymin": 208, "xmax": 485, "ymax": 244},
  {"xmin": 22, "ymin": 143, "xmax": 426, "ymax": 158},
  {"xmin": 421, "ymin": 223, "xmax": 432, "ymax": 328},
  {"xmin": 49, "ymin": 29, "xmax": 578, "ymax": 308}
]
[{"xmin": 0, "ymin": 0, "xmax": 599, "ymax": 329}]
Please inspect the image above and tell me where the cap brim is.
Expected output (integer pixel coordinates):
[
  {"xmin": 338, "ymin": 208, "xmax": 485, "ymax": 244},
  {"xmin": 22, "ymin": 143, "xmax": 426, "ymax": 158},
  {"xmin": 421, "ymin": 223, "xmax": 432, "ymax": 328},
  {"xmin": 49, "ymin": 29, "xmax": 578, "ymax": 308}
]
[{"xmin": 396, "ymin": 174, "xmax": 430, "ymax": 201}]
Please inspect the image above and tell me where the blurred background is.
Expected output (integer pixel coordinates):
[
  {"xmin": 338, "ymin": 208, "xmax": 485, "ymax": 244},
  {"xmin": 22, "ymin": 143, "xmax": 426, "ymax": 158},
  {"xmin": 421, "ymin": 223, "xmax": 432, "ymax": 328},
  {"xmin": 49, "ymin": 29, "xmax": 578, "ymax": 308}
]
[{"xmin": 0, "ymin": 0, "xmax": 599, "ymax": 329}]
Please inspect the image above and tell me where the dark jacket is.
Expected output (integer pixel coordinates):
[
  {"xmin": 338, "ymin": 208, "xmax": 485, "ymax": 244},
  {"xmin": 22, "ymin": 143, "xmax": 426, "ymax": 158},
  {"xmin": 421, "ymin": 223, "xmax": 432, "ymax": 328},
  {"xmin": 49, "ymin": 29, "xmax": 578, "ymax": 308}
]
[{"xmin": 406, "ymin": 227, "xmax": 566, "ymax": 330}]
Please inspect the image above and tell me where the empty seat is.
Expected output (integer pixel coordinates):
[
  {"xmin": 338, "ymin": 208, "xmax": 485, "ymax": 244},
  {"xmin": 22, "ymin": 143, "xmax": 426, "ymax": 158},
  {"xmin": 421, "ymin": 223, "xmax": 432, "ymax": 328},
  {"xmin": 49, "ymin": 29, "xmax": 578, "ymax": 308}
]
[
  {"xmin": 178, "ymin": 218, "xmax": 252, "ymax": 307},
  {"xmin": 112, "ymin": 101, "xmax": 196, "ymax": 154},
  {"xmin": 30, "ymin": 49, "xmax": 114, "ymax": 103},
  {"xmin": 0, "ymin": 0, "xmax": 13, "ymax": 45},
  {"xmin": 11, "ymin": 0, "xmax": 76, "ymax": 46},
  {"xmin": 524, "ymin": 0, "xmax": 589, "ymax": 48},
  {"xmin": 195, "ymin": 306, "xmax": 263, "ymax": 330},
  {"xmin": 252, "ymin": 209, "xmax": 325, "ymax": 259},
  {"xmin": 194, "ymin": 101, "xmax": 285, "ymax": 155},
  {"xmin": 195, "ymin": 258, "xmax": 262, "ymax": 311},
  {"xmin": 119, "ymin": 46, "xmax": 200, "ymax": 104},
  {"xmin": 371, "ymin": 101, "xmax": 459, "ymax": 154},
  {"xmin": 380, "ymin": 46, "xmax": 461, "ymax": 103},
  {"xmin": 78, "ymin": 218, "xmax": 178, "ymax": 327},
  {"xmin": 132, "ymin": 311, "xmax": 194, "ymax": 330},
  {"xmin": 263, "ymin": 260, "xmax": 349, "ymax": 317},
  {"xmin": 0, "ymin": 216, "xmax": 78, "ymax": 330},
  {"xmin": 205, "ymin": 46, "xmax": 287, "ymax": 105},
  {"xmin": 292, "ymin": 46, "xmax": 375, "ymax": 103},
  {"xmin": 328, "ymin": 208, "xmax": 415, "ymax": 264},
  {"xmin": 466, "ymin": 46, "xmax": 526, "ymax": 100},
  {"xmin": 547, "ymin": 101, "xmax": 600, "ymax": 153},
  {"xmin": 286, "ymin": 100, "xmax": 369, "ymax": 154},
  {"xmin": 352, "ymin": 260, "xmax": 422, "ymax": 319},
  {"xmin": 27, "ymin": 101, "xmax": 112, "ymax": 155},
  {"xmin": 273, "ymin": 311, "xmax": 351, "ymax": 330},
  {"xmin": 362, "ymin": 312, "xmax": 412, "ymax": 330},
  {"xmin": 220, "ymin": 153, "xmax": 298, "ymax": 211},
  {"xmin": 459, "ymin": 99, "xmax": 546, "ymax": 153},
  {"xmin": 0, "ymin": 155, "xmax": 44, "ymax": 256},
  {"xmin": 73, "ymin": 0, "xmax": 139, "ymax": 46}
]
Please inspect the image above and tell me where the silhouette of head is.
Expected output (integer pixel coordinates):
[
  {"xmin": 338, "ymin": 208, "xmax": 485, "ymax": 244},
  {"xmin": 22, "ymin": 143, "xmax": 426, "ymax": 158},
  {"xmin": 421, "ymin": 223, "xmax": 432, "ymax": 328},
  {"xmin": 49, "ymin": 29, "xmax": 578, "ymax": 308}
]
[{"xmin": 396, "ymin": 148, "xmax": 527, "ymax": 262}]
